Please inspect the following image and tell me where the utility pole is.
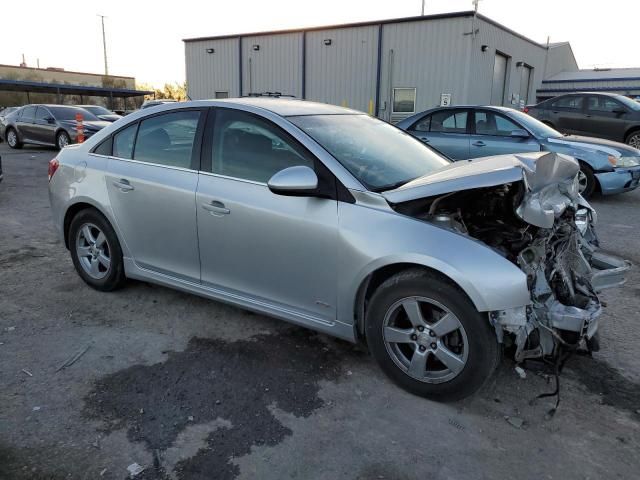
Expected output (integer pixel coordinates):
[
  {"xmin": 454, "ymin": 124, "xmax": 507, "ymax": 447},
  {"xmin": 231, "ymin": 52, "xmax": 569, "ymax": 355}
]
[
  {"xmin": 421, "ymin": 0, "xmax": 425, "ymax": 15},
  {"xmin": 472, "ymin": 0, "xmax": 481, "ymax": 13},
  {"xmin": 98, "ymin": 14, "xmax": 109, "ymax": 75}
]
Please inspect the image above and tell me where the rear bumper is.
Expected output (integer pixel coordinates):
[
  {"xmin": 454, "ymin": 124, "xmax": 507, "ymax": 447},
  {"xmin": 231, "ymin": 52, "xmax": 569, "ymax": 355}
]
[{"xmin": 595, "ymin": 166, "xmax": 640, "ymax": 195}]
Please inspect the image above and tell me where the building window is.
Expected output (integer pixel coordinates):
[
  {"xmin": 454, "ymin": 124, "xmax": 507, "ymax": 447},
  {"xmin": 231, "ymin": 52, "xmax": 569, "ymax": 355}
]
[
  {"xmin": 392, "ymin": 88, "xmax": 416, "ymax": 114},
  {"xmin": 215, "ymin": 91, "xmax": 229, "ymax": 99}
]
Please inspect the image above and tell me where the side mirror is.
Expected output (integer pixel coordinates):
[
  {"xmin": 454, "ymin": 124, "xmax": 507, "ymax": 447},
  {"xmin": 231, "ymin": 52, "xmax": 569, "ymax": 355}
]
[
  {"xmin": 510, "ymin": 128, "xmax": 530, "ymax": 138},
  {"xmin": 268, "ymin": 165, "xmax": 318, "ymax": 196}
]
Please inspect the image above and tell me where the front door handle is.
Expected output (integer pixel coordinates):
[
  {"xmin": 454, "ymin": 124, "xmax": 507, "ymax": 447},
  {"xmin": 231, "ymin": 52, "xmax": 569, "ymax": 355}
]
[
  {"xmin": 112, "ymin": 179, "xmax": 134, "ymax": 192},
  {"xmin": 202, "ymin": 200, "xmax": 230, "ymax": 215},
  {"xmin": 472, "ymin": 141, "xmax": 486, "ymax": 147}
]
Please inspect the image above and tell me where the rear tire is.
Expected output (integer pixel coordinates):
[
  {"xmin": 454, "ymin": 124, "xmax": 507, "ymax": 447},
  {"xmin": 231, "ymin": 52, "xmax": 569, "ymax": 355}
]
[
  {"xmin": 366, "ymin": 269, "xmax": 499, "ymax": 402},
  {"xmin": 625, "ymin": 130, "xmax": 640, "ymax": 149},
  {"xmin": 56, "ymin": 131, "xmax": 71, "ymax": 150},
  {"xmin": 69, "ymin": 209, "xmax": 126, "ymax": 291},
  {"xmin": 577, "ymin": 163, "xmax": 596, "ymax": 199},
  {"xmin": 6, "ymin": 128, "xmax": 22, "ymax": 149}
]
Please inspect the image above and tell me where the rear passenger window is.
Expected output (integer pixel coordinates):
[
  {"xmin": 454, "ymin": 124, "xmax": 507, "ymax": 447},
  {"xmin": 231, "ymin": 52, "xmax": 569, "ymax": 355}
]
[
  {"xmin": 430, "ymin": 111, "xmax": 468, "ymax": 133},
  {"xmin": 211, "ymin": 109, "xmax": 314, "ymax": 183},
  {"xmin": 134, "ymin": 111, "xmax": 200, "ymax": 169},
  {"xmin": 94, "ymin": 137, "xmax": 113, "ymax": 156},
  {"xmin": 411, "ymin": 115, "xmax": 431, "ymax": 132},
  {"xmin": 113, "ymin": 124, "xmax": 137, "ymax": 159},
  {"xmin": 551, "ymin": 96, "xmax": 584, "ymax": 110}
]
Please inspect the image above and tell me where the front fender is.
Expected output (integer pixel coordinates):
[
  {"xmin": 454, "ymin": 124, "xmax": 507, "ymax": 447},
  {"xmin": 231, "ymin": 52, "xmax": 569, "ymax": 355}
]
[{"xmin": 336, "ymin": 202, "xmax": 531, "ymax": 325}]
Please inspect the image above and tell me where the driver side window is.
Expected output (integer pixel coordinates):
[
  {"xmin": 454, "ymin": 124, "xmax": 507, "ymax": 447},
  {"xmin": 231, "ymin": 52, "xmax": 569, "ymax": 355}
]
[{"xmin": 211, "ymin": 109, "xmax": 315, "ymax": 183}]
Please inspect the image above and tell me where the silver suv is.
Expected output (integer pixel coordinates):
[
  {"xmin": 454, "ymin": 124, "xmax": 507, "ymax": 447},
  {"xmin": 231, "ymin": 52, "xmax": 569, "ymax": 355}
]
[{"xmin": 48, "ymin": 98, "xmax": 628, "ymax": 401}]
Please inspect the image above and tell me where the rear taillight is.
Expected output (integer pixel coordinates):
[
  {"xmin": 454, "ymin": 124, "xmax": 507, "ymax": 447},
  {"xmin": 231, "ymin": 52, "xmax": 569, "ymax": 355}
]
[
  {"xmin": 523, "ymin": 106, "xmax": 530, "ymax": 114},
  {"xmin": 48, "ymin": 157, "xmax": 59, "ymax": 181}
]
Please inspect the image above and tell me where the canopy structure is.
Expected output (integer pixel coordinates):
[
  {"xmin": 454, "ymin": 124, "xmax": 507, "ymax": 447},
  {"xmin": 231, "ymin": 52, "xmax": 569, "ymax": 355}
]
[{"xmin": 0, "ymin": 78, "xmax": 154, "ymax": 109}]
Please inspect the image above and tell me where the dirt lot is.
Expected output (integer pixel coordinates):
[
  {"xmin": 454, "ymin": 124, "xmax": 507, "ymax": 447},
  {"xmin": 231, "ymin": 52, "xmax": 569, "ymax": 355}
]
[{"xmin": 1, "ymin": 143, "xmax": 639, "ymax": 480}]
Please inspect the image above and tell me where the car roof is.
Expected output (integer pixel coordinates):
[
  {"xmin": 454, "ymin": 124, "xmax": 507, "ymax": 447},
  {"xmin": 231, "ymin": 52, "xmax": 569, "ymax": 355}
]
[{"xmin": 212, "ymin": 97, "xmax": 362, "ymax": 116}]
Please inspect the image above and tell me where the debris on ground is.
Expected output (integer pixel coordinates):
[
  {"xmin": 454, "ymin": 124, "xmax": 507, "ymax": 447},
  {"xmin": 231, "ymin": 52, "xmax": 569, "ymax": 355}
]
[
  {"xmin": 21, "ymin": 369, "xmax": 33, "ymax": 377},
  {"xmin": 126, "ymin": 462, "xmax": 145, "ymax": 477},
  {"xmin": 515, "ymin": 365, "xmax": 527, "ymax": 379},
  {"xmin": 6, "ymin": 326, "xmax": 16, "ymax": 332},
  {"xmin": 505, "ymin": 416, "xmax": 525, "ymax": 429},
  {"xmin": 56, "ymin": 344, "xmax": 91, "ymax": 372},
  {"xmin": 32, "ymin": 406, "xmax": 41, "ymax": 411},
  {"xmin": 99, "ymin": 468, "xmax": 107, "ymax": 476}
]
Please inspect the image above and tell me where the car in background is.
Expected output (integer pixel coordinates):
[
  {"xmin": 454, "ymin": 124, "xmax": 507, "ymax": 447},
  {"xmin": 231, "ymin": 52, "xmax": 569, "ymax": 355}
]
[
  {"xmin": 140, "ymin": 99, "xmax": 177, "ymax": 109},
  {"xmin": 77, "ymin": 105, "xmax": 122, "ymax": 123},
  {"xmin": 49, "ymin": 98, "xmax": 629, "ymax": 401},
  {"xmin": 525, "ymin": 92, "xmax": 640, "ymax": 148},
  {"xmin": 397, "ymin": 105, "xmax": 640, "ymax": 198},
  {"xmin": 0, "ymin": 155, "xmax": 3, "ymax": 183},
  {"xmin": 0, "ymin": 106, "xmax": 18, "ymax": 122},
  {"xmin": 0, "ymin": 105, "xmax": 110, "ymax": 150}
]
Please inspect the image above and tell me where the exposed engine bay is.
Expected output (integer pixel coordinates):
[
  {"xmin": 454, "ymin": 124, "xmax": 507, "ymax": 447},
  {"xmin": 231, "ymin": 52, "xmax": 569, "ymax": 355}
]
[{"xmin": 392, "ymin": 153, "xmax": 629, "ymax": 364}]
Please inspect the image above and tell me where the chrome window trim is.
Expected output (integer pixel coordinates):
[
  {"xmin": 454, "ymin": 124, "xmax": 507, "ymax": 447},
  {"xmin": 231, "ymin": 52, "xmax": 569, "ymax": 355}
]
[
  {"xmin": 198, "ymin": 169, "xmax": 268, "ymax": 187},
  {"xmin": 105, "ymin": 155, "xmax": 197, "ymax": 173}
]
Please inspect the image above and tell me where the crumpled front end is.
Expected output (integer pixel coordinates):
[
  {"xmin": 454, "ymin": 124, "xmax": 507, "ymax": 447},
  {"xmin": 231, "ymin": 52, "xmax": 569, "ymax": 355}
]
[{"xmin": 391, "ymin": 152, "xmax": 631, "ymax": 362}]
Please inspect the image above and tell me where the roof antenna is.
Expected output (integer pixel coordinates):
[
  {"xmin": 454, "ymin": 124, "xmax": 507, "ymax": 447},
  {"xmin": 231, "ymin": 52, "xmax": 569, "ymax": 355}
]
[
  {"xmin": 472, "ymin": 0, "xmax": 481, "ymax": 13},
  {"xmin": 421, "ymin": 0, "xmax": 425, "ymax": 15}
]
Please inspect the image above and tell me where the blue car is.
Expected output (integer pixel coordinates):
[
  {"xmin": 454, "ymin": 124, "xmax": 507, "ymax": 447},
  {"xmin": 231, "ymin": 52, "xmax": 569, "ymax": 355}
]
[{"xmin": 397, "ymin": 106, "xmax": 640, "ymax": 198}]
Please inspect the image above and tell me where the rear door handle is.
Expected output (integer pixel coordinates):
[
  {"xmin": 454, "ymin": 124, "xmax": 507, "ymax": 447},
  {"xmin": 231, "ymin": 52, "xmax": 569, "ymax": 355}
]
[
  {"xmin": 112, "ymin": 179, "xmax": 134, "ymax": 192},
  {"xmin": 472, "ymin": 141, "xmax": 486, "ymax": 147},
  {"xmin": 202, "ymin": 200, "xmax": 230, "ymax": 215}
]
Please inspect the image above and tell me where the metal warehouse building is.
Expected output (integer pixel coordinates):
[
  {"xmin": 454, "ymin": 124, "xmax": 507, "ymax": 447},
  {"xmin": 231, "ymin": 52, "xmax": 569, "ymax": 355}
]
[
  {"xmin": 184, "ymin": 11, "xmax": 578, "ymax": 122},
  {"xmin": 537, "ymin": 66, "xmax": 640, "ymax": 100}
]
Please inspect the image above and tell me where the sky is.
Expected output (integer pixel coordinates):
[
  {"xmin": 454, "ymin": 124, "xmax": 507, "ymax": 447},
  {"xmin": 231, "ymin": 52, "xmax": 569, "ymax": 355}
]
[{"xmin": 1, "ymin": 0, "xmax": 638, "ymax": 87}]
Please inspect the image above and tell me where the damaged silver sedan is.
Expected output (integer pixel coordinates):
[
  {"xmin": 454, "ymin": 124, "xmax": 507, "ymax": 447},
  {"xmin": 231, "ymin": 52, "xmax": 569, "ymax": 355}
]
[{"xmin": 49, "ymin": 98, "xmax": 630, "ymax": 401}]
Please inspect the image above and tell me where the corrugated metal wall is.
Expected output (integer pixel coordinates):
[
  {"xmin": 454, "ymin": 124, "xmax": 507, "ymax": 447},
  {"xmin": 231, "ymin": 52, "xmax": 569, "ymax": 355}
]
[
  {"xmin": 378, "ymin": 17, "xmax": 473, "ymax": 122},
  {"xmin": 185, "ymin": 38, "xmax": 240, "ymax": 99},
  {"xmin": 544, "ymin": 44, "xmax": 579, "ymax": 79},
  {"xmin": 241, "ymin": 33, "xmax": 303, "ymax": 97},
  {"xmin": 468, "ymin": 18, "xmax": 547, "ymax": 107},
  {"xmin": 184, "ymin": 14, "xmax": 578, "ymax": 116},
  {"xmin": 305, "ymin": 25, "xmax": 378, "ymax": 113}
]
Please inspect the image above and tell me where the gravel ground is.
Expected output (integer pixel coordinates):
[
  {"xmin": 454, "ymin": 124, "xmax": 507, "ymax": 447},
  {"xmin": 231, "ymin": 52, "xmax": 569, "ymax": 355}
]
[{"xmin": 1, "ymin": 143, "xmax": 639, "ymax": 480}]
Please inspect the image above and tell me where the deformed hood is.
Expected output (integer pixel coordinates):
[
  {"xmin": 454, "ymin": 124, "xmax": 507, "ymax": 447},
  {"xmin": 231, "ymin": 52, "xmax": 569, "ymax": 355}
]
[{"xmin": 383, "ymin": 152, "xmax": 581, "ymax": 228}]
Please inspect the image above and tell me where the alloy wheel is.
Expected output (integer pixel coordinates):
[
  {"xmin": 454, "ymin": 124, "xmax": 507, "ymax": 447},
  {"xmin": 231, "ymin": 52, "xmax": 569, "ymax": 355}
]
[
  {"xmin": 58, "ymin": 133, "xmax": 69, "ymax": 149},
  {"xmin": 75, "ymin": 223, "xmax": 111, "ymax": 280},
  {"xmin": 7, "ymin": 130, "xmax": 17, "ymax": 147},
  {"xmin": 628, "ymin": 133, "xmax": 640, "ymax": 149},
  {"xmin": 382, "ymin": 296, "xmax": 469, "ymax": 384},
  {"xmin": 577, "ymin": 170, "xmax": 588, "ymax": 194}
]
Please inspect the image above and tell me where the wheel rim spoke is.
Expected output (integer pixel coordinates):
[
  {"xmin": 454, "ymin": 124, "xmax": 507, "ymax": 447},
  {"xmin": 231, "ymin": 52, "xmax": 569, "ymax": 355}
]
[
  {"xmin": 384, "ymin": 326, "xmax": 414, "ymax": 344},
  {"xmin": 82, "ymin": 225, "xmax": 95, "ymax": 244},
  {"xmin": 407, "ymin": 349, "xmax": 428, "ymax": 378},
  {"xmin": 401, "ymin": 299, "xmax": 426, "ymax": 328},
  {"xmin": 89, "ymin": 258, "xmax": 100, "ymax": 275},
  {"xmin": 434, "ymin": 344, "xmax": 465, "ymax": 374},
  {"xmin": 430, "ymin": 313, "xmax": 461, "ymax": 338},
  {"xmin": 95, "ymin": 232, "xmax": 106, "ymax": 248},
  {"xmin": 77, "ymin": 246, "xmax": 91, "ymax": 258},
  {"xmin": 97, "ymin": 252, "xmax": 110, "ymax": 269}
]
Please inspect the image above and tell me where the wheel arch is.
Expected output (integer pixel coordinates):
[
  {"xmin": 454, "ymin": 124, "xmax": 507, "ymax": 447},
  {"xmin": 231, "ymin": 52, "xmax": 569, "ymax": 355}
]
[
  {"xmin": 63, "ymin": 201, "xmax": 114, "ymax": 249},
  {"xmin": 576, "ymin": 159, "xmax": 601, "ymax": 193},
  {"xmin": 353, "ymin": 263, "xmax": 481, "ymax": 344},
  {"xmin": 624, "ymin": 125, "xmax": 640, "ymax": 143}
]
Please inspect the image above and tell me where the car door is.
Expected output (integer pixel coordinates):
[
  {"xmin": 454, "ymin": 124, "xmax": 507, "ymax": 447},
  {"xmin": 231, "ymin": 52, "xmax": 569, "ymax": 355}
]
[
  {"xmin": 33, "ymin": 106, "xmax": 57, "ymax": 145},
  {"xmin": 585, "ymin": 95, "xmax": 630, "ymax": 142},
  {"xmin": 196, "ymin": 107, "xmax": 339, "ymax": 322},
  {"xmin": 104, "ymin": 109, "xmax": 204, "ymax": 281},
  {"xmin": 407, "ymin": 109, "xmax": 471, "ymax": 160},
  {"xmin": 548, "ymin": 95, "xmax": 586, "ymax": 134},
  {"xmin": 469, "ymin": 109, "xmax": 541, "ymax": 158},
  {"xmin": 16, "ymin": 106, "xmax": 37, "ymax": 142}
]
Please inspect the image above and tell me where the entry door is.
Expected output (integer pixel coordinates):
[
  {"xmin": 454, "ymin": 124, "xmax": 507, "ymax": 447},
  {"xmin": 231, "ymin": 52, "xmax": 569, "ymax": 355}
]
[
  {"xmin": 196, "ymin": 108, "xmax": 339, "ymax": 321},
  {"xmin": 470, "ymin": 110, "xmax": 541, "ymax": 158},
  {"xmin": 409, "ymin": 109, "xmax": 471, "ymax": 160},
  {"xmin": 490, "ymin": 53, "xmax": 508, "ymax": 106},
  {"xmin": 105, "ymin": 110, "xmax": 203, "ymax": 281}
]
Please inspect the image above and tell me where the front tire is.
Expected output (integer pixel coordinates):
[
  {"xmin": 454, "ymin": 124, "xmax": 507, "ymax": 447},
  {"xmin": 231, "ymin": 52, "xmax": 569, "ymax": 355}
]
[
  {"xmin": 577, "ymin": 163, "xmax": 596, "ymax": 199},
  {"xmin": 366, "ymin": 269, "xmax": 499, "ymax": 402},
  {"xmin": 69, "ymin": 209, "xmax": 126, "ymax": 291},
  {"xmin": 56, "ymin": 130, "xmax": 71, "ymax": 150},
  {"xmin": 6, "ymin": 128, "xmax": 22, "ymax": 149}
]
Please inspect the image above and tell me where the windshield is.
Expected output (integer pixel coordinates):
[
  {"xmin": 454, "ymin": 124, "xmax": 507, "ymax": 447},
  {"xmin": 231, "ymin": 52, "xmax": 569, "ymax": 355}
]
[
  {"xmin": 49, "ymin": 106, "xmax": 100, "ymax": 121},
  {"xmin": 615, "ymin": 95, "xmax": 640, "ymax": 111},
  {"xmin": 289, "ymin": 114, "xmax": 450, "ymax": 191},
  {"xmin": 508, "ymin": 109, "xmax": 563, "ymax": 138},
  {"xmin": 82, "ymin": 106, "xmax": 112, "ymax": 115}
]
